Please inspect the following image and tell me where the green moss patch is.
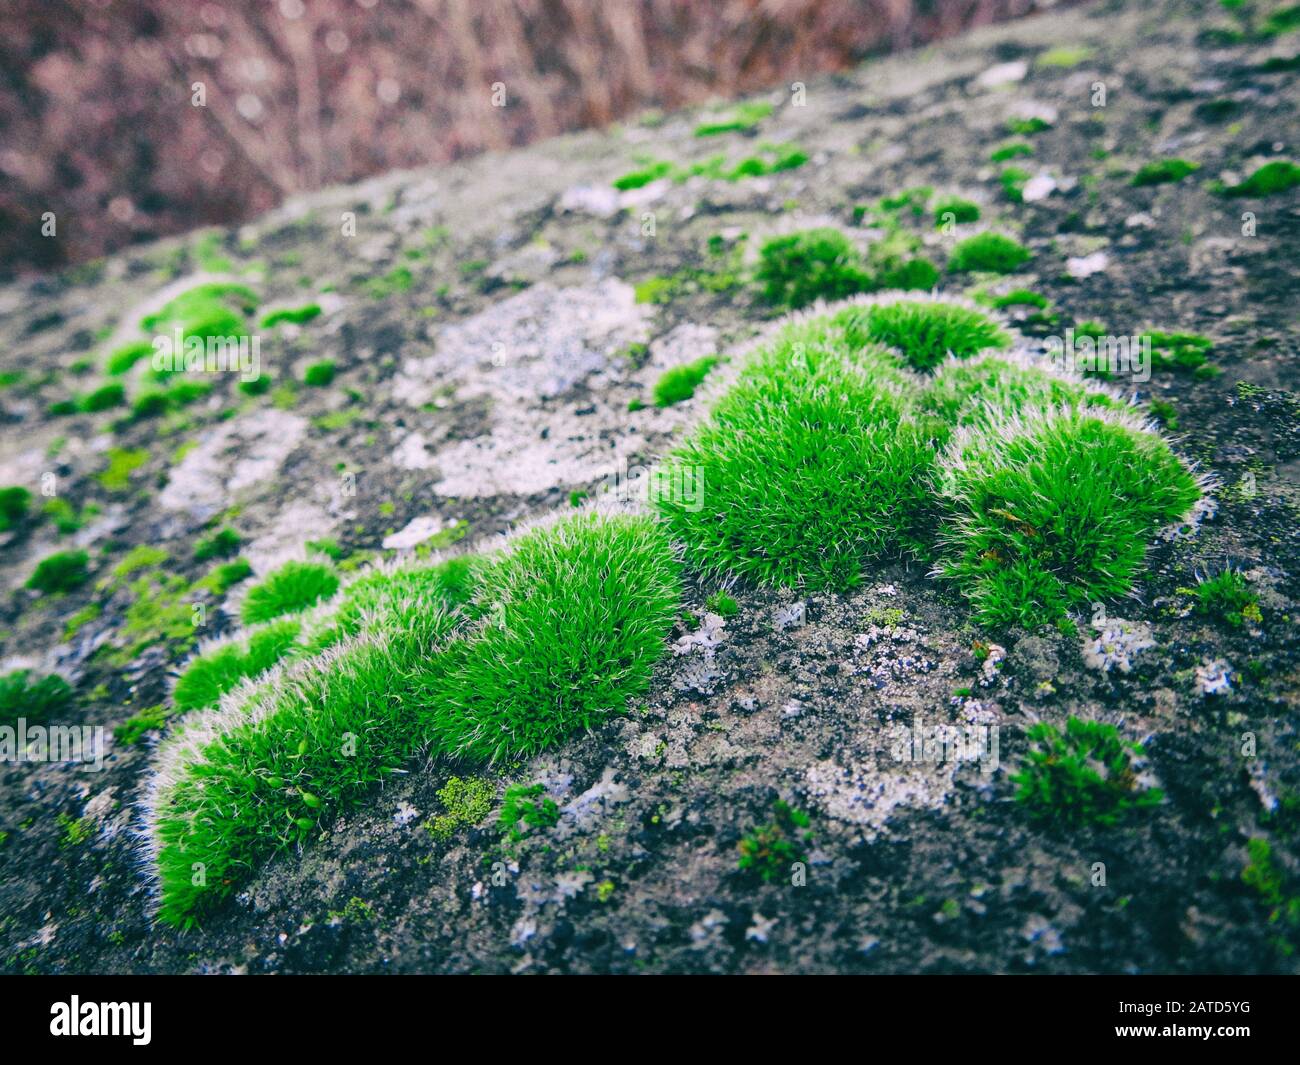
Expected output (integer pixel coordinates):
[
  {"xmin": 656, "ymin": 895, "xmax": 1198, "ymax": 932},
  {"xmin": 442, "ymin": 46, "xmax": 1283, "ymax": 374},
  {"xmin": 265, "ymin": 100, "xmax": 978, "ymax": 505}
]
[
  {"xmin": 694, "ymin": 101, "xmax": 773, "ymax": 137},
  {"xmin": 1132, "ymin": 158, "xmax": 1200, "ymax": 186},
  {"xmin": 835, "ymin": 299, "xmax": 1010, "ymax": 372},
  {"xmin": 653, "ymin": 355, "xmax": 720, "ymax": 407},
  {"xmin": 240, "ymin": 561, "xmax": 340, "ymax": 624},
  {"xmin": 949, "ymin": 233, "xmax": 1032, "ymax": 273},
  {"xmin": 0, "ymin": 669, "xmax": 73, "ymax": 724},
  {"xmin": 1219, "ymin": 160, "xmax": 1300, "ymax": 196},
  {"xmin": 27, "ymin": 550, "xmax": 91, "ymax": 594}
]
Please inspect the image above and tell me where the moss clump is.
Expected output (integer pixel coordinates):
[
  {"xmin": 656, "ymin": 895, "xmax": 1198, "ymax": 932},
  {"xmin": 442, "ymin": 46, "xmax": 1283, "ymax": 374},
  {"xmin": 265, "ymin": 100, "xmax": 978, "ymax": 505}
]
[
  {"xmin": 260, "ymin": 304, "xmax": 322, "ymax": 328},
  {"xmin": 147, "ymin": 513, "xmax": 678, "ymax": 924},
  {"xmin": 1012, "ymin": 718, "xmax": 1162, "ymax": 827},
  {"xmin": 933, "ymin": 196, "xmax": 980, "ymax": 225},
  {"xmin": 949, "ymin": 233, "xmax": 1032, "ymax": 274},
  {"xmin": 836, "ymin": 299, "xmax": 1010, "ymax": 372},
  {"xmin": 936, "ymin": 407, "xmax": 1200, "ymax": 626},
  {"xmin": 738, "ymin": 801, "xmax": 812, "ymax": 882},
  {"xmin": 1148, "ymin": 330, "xmax": 1215, "ymax": 375},
  {"xmin": 114, "ymin": 705, "xmax": 171, "ymax": 745},
  {"xmin": 1220, "ymin": 160, "xmax": 1300, "ymax": 197},
  {"xmin": 0, "ymin": 486, "xmax": 31, "ymax": 532},
  {"xmin": 105, "ymin": 340, "xmax": 154, "ymax": 376},
  {"xmin": 1006, "ymin": 116, "xmax": 1052, "ymax": 136},
  {"xmin": 1132, "ymin": 158, "xmax": 1200, "ymax": 186},
  {"xmin": 613, "ymin": 160, "xmax": 673, "ymax": 190},
  {"xmin": 921, "ymin": 352, "xmax": 1121, "ymax": 433},
  {"xmin": 140, "ymin": 283, "xmax": 258, "ymax": 337},
  {"xmin": 27, "ymin": 549, "xmax": 91, "ymax": 594},
  {"xmin": 97, "ymin": 447, "xmax": 148, "ymax": 492},
  {"xmin": 302, "ymin": 360, "xmax": 336, "ymax": 387},
  {"xmin": 240, "ymin": 561, "xmax": 339, "ymax": 624},
  {"xmin": 194, "ymin": 527, "xmax": 242, "ymax": 563},
  {"xmin": 498, "ymin": 782, "xmax": 561, "ymax": 841},
  {"xmin": 706, "ymin": 590, "xmax": 739, "ymax": 617},
  {"xmin": 999, "ymin": 166, "xmax": 1031, "ymax": 202},
  {"xmin": 652, "ymin": 355, "xmax": 719, "ymax": 407},
  {"xmin": 755, "ymin": 229, "xmax": 873, "ymax": 309},
  {"xmin": 79, "ymin": 382, "xmax": 126, "ymax": 413},
  {"xmin": 655, "ymin": 318, "xmax": 933, "ymax": 590},
  {"xmin": 0, "ymin": 669, "xmax": 73, "ymax": 723},
  {"xmin": 426, "ymin": 776, "xmax": 496, "ymax": 840},
  {"xmin": 172, "ymin": 618, "xmax": 304, "ymax": 713},
  {"xmin": 1036, "ymin": 45, "xmax": 1094, "ymax": 68},
  {"xmin": 694, "ymin": 100, "xmax": 772, "ymax": 137},
  {"xmin": 990, "ymin": 141, "xmax": 1033, "ymax": 162},
  {"xmin": 1191, "ymin": 570, "xmax": 1261, "ymax": 628}
]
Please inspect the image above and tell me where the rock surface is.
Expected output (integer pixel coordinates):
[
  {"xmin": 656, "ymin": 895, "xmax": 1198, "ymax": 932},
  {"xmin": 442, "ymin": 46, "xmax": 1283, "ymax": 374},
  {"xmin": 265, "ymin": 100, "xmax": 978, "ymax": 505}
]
[{"xmin": 1, "ymin": 0, "xmax": 1298, "ymax": 973}]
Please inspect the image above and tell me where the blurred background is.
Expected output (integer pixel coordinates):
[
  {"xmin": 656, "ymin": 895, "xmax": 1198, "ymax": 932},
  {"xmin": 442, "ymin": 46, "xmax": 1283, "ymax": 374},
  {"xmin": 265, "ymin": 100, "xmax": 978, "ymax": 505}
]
[{"xmin": 0, "ymin": 0, "xmax": 1059, "ymax": 277}]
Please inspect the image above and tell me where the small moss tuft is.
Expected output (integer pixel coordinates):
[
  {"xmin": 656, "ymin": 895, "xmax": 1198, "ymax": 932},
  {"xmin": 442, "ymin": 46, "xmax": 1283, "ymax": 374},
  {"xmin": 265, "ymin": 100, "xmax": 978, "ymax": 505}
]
[
  {"xmin": 948, "ymin": 233, "xmax": 1032, "ymax": 274},
  {"xmin": 302, "ymin": 360, "xmax": 336, "ymax": 387},
  {"xmin": 27, "ymin": 549, "xmax": 91, "ymax": 594},
  {"xmin": 652, "ymin": 355, "xmax": 719, "ymax": 406},
  {"xmin": 738, "ymin": 801, "xmax": 812, "ymax": 882},
  {"xmin": 836, "ymin": 299, "xmax": 1010, "ymax": 372},
  {"xmin": 1191, "ymin": 570, "xmax": 1260, "ymax": 628},
  {"xmin": 240, "ymin": 561, "xmax": 339, "ymax": 624},
  {"xmin": 1132, "ymin": 158, "xmax": 1200, "ymax": 186},
  {"xmin": 1219, "ymin": 160, "xmax": 1300, "ymax": 197},
  {"xmin": 0, "ymin": 669, "xmax": 73, "ymax": 723},
  {"xmin": 755, "ymin": 229, "xmax": 872, "ymax": 309}
]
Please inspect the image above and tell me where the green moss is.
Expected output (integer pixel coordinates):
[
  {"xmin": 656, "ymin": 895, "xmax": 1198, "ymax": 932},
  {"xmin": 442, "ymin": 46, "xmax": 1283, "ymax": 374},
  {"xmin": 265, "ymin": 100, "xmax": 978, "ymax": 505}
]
[
  {"xmin": 835, "ymin": 299, "xmax": 1010, "ymax": 372},
  {"xmin": 949, "ymin": 233, "xmax": 1032, "ymax": 274},
  {"xmin": 1132, "ymin": 158, "xmax": 1200, "ymax": 186},
  {"xmin": 1191, "ymin": 570, "xmax": 1260, "ymax": 627},
  {"xmin": 738, "ymin": 801, "xmax": 812, "ymax": 882},
  {"xmin": 933, "ymin": 196, "xmax": 980, "ymax": 225},
  {"xmin": 140, "ymin": 283, "xmax": 257, "ymax": 345},
  {"xmin": 613, "ymin": 161, "xmax": 673, "ymax": 190},
  {"xmin": 79, "ymin": 382, "xmax": 126, "ymax": 413},
  {"xmin": 114, "ymin": 705, "xmax": 171, "ymax": 745},
  {"xmin": 302, "ymin": 360, "xmax": 336, "ymax": 387},
  {"xmin": 1012, "ymin": 718, "xmax": 1162, "ymax": 827},
  {"xmin": 694, "ymin": 100, "xmax": 772, "ymax": 137},
  {"xmin": 172, "ymin": 618, "xmax": 304, "ymax": 713},
  {"xmin": 239, "ymin": 374, "xmax": 272, "ymax": 396},
  {"xmin": 57, "ymin": 813, "xmax": 94, "ymax": 848},
  {"xmin": 706, "ymin": 590, "xmax": 739, "ymax": 617},
  {"xmin": 63, "ymin": 601, "xmax": 101, "ymax": 640},
  {"xmin": 498, "ymin": 782, "xmax": 560, "ymax": 841},
  {"xmin": 97, "ymin": 447, "xmax": 148, "ymax": 492},
  {"xmin": 0, "ymin": 669, "xmax": 73, "ymax": 723},
  {"xmin": 1219, "ymin": 160, "xmax": 1300, "ymax": 196},
  {"xmin": 129, "ymin": 390, "xmax": 171, "ymax": 420},
  {"xmin": 654, "ymin": 317, "xmax": 933, "ymax": 589},
  {"xmin": 1036, "ymin": 45, "xmax": 1094, "ymax": 68},
  {"xmin": 194, "ymin": 527, "xmax": 242, "ymax": 563},
  {"xmin": 240, "ymin": 561, "xmax": 340, "ymax": 624},
  {"xmin": 653, "ymin": 355, "xmax": 719, "ymax": 406},
  {"xmin": 1149, "ymin": 330, "xmax": 1214, "ymax": 374},
  {"xmin": 27, "ymin": 550, "xmax": 91, "ymax": 594},
  {"xmin": 0, "ymin": 486, "xmax": 31, "ymax": 532},
  {"xmin": 990, "ymin": 141, "xmax": 1034, "ymax": 162},
  {"xmin": 260, "ymin": 303, "xmax": 322, "ymax": 328},
  {"xmin": 936, "ymin": 408, "xmax": 1200, "ymax": 626},
  {"xmin": 364, "ymin": 266, "xmax": 415, "ymax": 299},
  {"xmin": 999, "ymin": 166, "xmax": 1031, "ymax": 202},
  {"xmin": 111, "ymin": 545, "xmax": 169, "ymax": 580},
  {"xmin": 105, "ymin": 340, "xmax": 154, "ymax": 376},
  {"xmin": 1006, "ymin": 116, "xmax": 1052, "ymax": 136},
  {"xmin": 756, "ymin": 229, "xmax": 873, "ymax": 309},
  {"xmin": 426, "ymin": 776, "xmax": 496, "ymax": 839}
]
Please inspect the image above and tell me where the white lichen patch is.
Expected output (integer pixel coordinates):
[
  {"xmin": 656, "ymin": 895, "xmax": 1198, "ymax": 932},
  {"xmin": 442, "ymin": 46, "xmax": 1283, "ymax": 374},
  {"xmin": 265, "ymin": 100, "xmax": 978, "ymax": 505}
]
[
  {"xmin": 1196, "ymin": 658, "xmax": 1236, "ymax": 696},
  {"xmin": 382, "ymin": 514, "xmax": 451, "ymax": 551},
  {"xmin": 160, "ymin": 408, "xmax": 307, "ymax": 515},
  {"xmin": 394, "ymin": 280, "xmax": 652, "ymax": 498},
  {"xmin": 671, "ymin": 612, "xmax": 727, "ymax": 695},
  {"xmin": 1083, "ymin": 618, "xmax": 1155, "ymax": 673},
  {"xmin": 804, "ymin": 753, "xmax": 956, "ymax": 841},
  {"xmin": 245, "ymin": 500, "xmax": 336, "ymax": 574}
]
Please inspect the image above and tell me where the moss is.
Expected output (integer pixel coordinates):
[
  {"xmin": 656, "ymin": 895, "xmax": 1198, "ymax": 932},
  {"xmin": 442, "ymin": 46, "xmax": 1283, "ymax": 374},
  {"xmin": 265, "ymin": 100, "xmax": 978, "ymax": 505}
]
[
  {"xmin": 114, "ymin": 705, "xmax": 171, "ymax": 745},
  {"xmin": 239, "ymin": 374, "xmax": 272, "ymax": 396},
  {"xmin": 990, "ymin": 141, "xmax": 1034, "ymax": 162},
  {"xmin": 42, "ymin": 498, "xmax": 95, "ymax": 535},
  {"xmin": 194, "ymin": 527, "xmax": 242, "ymax": 563},
  {"xmin": 936, "ymin": 407, "xmax": 1200, "ymax": 626},
  {"xmin": 836, "ymin": 299, "xmax": 1010, "ymax": 372},
  {"xmin": 63, "ymin": 601, "xmax": 101, "ymax": 640},
  {"xmin": 948, "ymin": 233, "xmax": 1032, "ymax": 274},
  {"xmin": 1191, "ymin": 570, "xmax": 1260, "ymax": 627},
  {"xmin": 302, "ymin": 360, "xmax": 336, "ymax": 387},
  {"xmin": 933, "ymin": 196, "xmax": 980, "ymax": 225},
  {"xmin": 240, "ymin": 561, "xmax": 340, "ymax": 624},
  {"xmin": 0, "ymin": 669, "xmax": 73, "ymax": 723},
  {"xmin": 498, "ymin": 783, "xmax": 560, "ymax": 841},
  {"xmin": 652, "ymin": 355, "xmax": 720, "ymax": 406},
  {"xmin": 0, "ymin": 486, "xmax": 31, "ymax": 532},
  {"xmin": 364, "ymin": 266, "xmax": 415, "ymax": 299},
  {"xmin": 27, "ymin": 550, "xmax": 91, "ymax": 594},
  {"xmin": 97, "ymin": 447, "xmax": 148, "ymax": 492},
  {"xmin": 738, "ymin": 801, "xmax": 812, "ymax": 882},
  {"xmin": 260, "ymin": 303, "xmax": 322, "ymax": 328},
  {"xmin": 655, "ymin": 317, "xmax": 933, "ymax": 589},
  {"xmin": 706, "ymin": 590, "xmax": 739, "ymax": 617},
  {"xmin": 999, "ymin": 166, "xmax": 1031, "ymax": 202},
  {"xmin": 1132, "ymin": 158, "xmax": 1200, "ymax": 187},
  {"xmin": 111, "ymin": 545, "xmax": 169, "ymax": 580},
  {"xmin": 105, "ymin": 340, "xmax": 154, "ymax": 376},
  {"xmin": 1036, "ymin": 45, "xmax": 1094, "ymax": 68},
  {"xmin": 755, "ymin": 229, "xmax": 873, "ymax": 309},
  {"xmin": 79, "ymin": 382, "xmax": 126, "ymax": 413},
  {"xmin": 694, "ymin": 100, "xmax": 772, "ymax": 137},
  {"xmin": 1148, "ymin": 330, "xmax": 1214, "ymax": 374},
  {"xmin": 1006, "ymin": 116, "xmax": 1052, "ymax": 136},
  {"xmin": 57, "ymin": 813, "xmax": 94, "ymax": 848},
  {"xmin": 426, "ymin": 776, "xmax": 496, "ymax": 839},
  {"xmin": 173, "ymin": 618, "xmax": 304, "ymax": 713},
  {"xmin": 1219, "ymin": 160, "xmax": 1300, "ymax": 196},
  {"xmin": 1012, "ymin": 718, "xmax": 1162, "ymax": 827}
]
